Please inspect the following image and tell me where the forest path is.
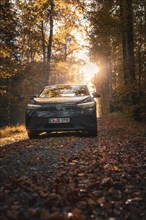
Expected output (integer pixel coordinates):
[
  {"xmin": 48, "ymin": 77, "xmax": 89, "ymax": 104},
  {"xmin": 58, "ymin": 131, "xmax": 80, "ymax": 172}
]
[{"xmin": 0, "ymin": 115, "xmax": 145, "ymax": 220}]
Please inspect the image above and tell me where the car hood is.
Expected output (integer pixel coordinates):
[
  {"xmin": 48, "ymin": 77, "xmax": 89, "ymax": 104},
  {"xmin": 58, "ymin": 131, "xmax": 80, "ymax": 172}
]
[{"xmin": 34, "ymin": 96, "xmax": 90, "ymax": 104}]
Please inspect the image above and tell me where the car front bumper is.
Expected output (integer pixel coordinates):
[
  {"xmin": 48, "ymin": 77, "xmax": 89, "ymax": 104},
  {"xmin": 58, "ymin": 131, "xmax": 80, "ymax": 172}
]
[{"xmin": 25, "ymin": 114, "xmax": 97, "ymax": 133}]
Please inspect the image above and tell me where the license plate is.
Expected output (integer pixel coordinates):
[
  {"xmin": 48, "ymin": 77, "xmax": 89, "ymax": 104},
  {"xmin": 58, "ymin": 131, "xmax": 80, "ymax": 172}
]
[{"xmin": 49, "ymin": 118, "xmax": 70, "ymax": 123}]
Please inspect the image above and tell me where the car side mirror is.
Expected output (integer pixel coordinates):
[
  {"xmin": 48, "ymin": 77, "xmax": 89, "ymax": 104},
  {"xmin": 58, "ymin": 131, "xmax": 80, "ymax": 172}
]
[
  {"xmin": 30, "ymin": 94, "xmax": 38, "ymax": 99},
  {"xmin": 92, "ymin": 92, "xmax": 100, "ymax": 98}
]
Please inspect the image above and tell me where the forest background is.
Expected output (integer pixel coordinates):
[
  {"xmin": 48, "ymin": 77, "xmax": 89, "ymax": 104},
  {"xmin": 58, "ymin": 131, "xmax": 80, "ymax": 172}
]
[{"xmin": 1, "ymin": 0, "xmax": 145, "ymax": 127}]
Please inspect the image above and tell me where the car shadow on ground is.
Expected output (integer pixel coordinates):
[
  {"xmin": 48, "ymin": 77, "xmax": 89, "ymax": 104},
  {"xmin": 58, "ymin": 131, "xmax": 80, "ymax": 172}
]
[{"xmin": 39, "ymin": 131, "xmax": 93, "ymax": 139}]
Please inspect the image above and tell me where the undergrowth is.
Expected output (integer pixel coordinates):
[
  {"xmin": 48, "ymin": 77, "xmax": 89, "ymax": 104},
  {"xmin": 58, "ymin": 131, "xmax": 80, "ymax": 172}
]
[{"xmin": 0, "ymin": 125, "xmax": 26, "ymax": 138}]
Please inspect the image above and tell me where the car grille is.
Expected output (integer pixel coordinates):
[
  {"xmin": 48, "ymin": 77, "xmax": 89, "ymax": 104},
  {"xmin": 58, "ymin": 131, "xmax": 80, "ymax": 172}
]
[
  {"xmin": 36, "ymin": 104, "xmax": 82, "ymax": 117},
  {"xmin": 44, "ymin": 123, "xmax": 75, "ymax": 129}
]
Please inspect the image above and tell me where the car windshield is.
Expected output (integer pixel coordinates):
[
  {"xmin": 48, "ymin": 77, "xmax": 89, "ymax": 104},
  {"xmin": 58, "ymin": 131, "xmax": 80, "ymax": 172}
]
[{"xmin": 39, "ymin": 85, "xmax": 89, "ymax": 98}]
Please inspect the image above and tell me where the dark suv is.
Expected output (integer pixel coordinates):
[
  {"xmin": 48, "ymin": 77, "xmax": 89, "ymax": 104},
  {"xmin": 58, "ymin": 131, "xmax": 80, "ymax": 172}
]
[{"xmin": 25, "ymin": 84, "xmax": 100, "ymax": 139}]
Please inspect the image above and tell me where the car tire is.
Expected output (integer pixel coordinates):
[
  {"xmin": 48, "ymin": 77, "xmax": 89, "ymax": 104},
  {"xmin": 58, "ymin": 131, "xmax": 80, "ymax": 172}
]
[
  {"xmin": 87, "ymin": 126, "xmax": 97, "ymax": 137},
  {"xmin": 27, "ymin": 131, "xmax": 39, "ymax": 139}
]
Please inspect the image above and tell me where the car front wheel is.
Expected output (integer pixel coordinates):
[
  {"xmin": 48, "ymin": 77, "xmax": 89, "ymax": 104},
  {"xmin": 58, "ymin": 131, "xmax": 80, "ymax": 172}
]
[
  {"xmin": 87, "ymin": 126, "xmax": 97, "ymax": 137},
  {"xmin": 27, "ymin": 130, "xmax": 39, "ymax": 139}
]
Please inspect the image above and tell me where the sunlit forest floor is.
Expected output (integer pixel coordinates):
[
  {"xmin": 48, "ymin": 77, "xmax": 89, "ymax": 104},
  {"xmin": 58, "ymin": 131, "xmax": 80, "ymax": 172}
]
[
  {"xmin": 0, "ymin": 114, "xmax": 146, "ymax": 220},
  {"xmin": 0, "ymin": 125, "xmax": 27, "ymax": 147}
]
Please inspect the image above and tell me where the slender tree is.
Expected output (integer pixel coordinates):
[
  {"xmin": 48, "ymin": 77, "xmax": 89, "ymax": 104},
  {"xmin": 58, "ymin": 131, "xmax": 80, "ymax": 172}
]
[
  {"xmin": 125, "ymin": 0, "xmax": 136, "ymax": 82},
  {"xmin": 119, "ymin": 0, "xmax": 128, "ymax": 86},
  {"xmin": 46, "ymin": 0, "xmax": 54, "ymax": 85}
]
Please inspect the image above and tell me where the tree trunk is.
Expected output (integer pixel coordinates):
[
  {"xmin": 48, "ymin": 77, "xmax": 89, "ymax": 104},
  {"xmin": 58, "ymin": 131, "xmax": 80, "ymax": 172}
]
[
  {"xmin": 125, "ymin": 0, "xmax": 136, "ymax": 81},
  {"xmin": 137, "ymin": 17, "xmax": 142, "ymax": 98},
  {"xmin": 41, "ymin": 21, "xmax": 46, "ymax": 63},
  {"xmin": 107, "ymin": 58, "xmax": 112, "ymax": 106},
  {"xmin": 47, "ymin": 0, "xmax": 54, "ymax": 85},
  {"xmin": 8, "ymin": 77, "xmax": 11, "ymax": 125},
  {"xmin": 41, "ymin": 20, "xmax": 47, "ymax": 87},
  {"xmin": 119, "ymin": 0, "xmax": 128, "ymax": 86},
  {"xmin": 125, "ymin": 0, "xmax": 140, "ymax": 119}
]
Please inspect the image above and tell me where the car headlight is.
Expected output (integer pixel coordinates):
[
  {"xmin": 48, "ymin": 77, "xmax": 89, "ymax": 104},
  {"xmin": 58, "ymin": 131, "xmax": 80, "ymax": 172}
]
[
  {"xmin": 77, "ymin": 101, "xmax": 95, "ymax": 109},
  {"xmin": 26, "ymin": 104, "xmax": 42, "ymax": 116},
  {"xmin": 26, "ymin": 109, "xmax": 34, "ymax": 116}
]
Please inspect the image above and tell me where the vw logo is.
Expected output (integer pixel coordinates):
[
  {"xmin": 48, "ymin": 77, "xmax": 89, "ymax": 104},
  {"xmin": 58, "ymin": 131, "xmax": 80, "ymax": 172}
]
[{"xmin": 56, "ymin": 104, "xmax": 63, "ymax": 110}]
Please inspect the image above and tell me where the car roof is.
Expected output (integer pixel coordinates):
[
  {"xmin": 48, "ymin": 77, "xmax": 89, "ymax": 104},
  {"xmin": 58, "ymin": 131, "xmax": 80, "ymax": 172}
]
[{"xmin": 45, "ymin": 84, "xmax": 87, "ymax": 89}]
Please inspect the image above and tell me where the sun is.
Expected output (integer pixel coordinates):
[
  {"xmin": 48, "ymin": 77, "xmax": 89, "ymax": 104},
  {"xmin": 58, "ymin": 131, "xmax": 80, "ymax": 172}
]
[
  {"xmin": 77, "ymin": 49, "xmax": 99, "ymax": 84},
  {"xmin": 82, "ymin": 62, "xmax": 99, "ymax": 82},
  {"xmin": 74, "ymin": 31, "xmax": 99, "ymax": 85}
]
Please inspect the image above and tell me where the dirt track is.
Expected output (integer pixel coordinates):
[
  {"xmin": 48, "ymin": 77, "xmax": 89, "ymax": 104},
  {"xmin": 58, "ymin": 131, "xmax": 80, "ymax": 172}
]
[{"xmin": 0, "ymin": 115, "xmax": 146, "ymax": 220}]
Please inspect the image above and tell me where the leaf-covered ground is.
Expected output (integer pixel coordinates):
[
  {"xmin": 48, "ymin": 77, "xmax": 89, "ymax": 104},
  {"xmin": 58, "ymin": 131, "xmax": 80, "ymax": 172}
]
[{"xmin": 0, "ymin": 114, "xmax": 146, "ymax": 220}]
